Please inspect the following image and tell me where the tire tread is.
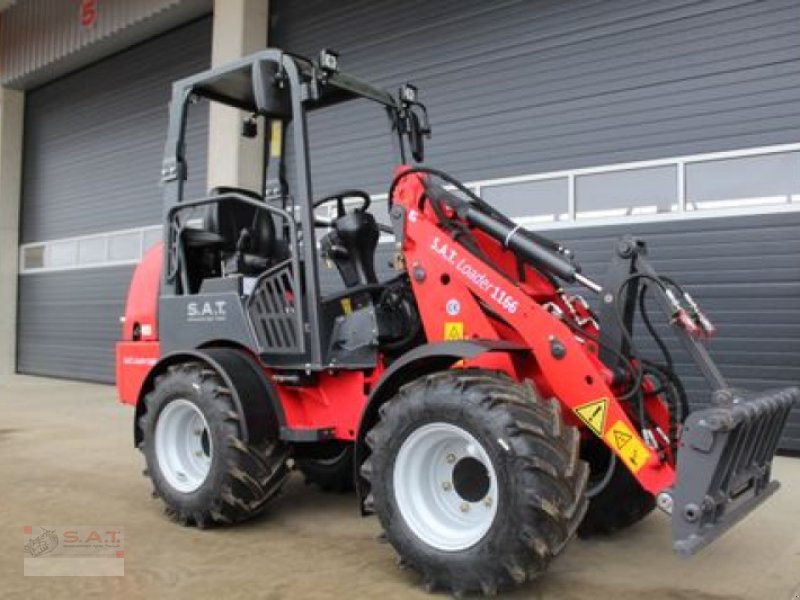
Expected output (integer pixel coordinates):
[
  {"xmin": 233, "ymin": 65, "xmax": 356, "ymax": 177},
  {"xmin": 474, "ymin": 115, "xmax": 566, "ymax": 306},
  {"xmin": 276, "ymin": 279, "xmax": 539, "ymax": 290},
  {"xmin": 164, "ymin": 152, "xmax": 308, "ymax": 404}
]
[
  {"xmin": 362, "ymin": 368, "xmax": 588, "ymax": 595},
  {"xmin": 140, "ymin": 361, "xmax": 289, "ymax": 527}
]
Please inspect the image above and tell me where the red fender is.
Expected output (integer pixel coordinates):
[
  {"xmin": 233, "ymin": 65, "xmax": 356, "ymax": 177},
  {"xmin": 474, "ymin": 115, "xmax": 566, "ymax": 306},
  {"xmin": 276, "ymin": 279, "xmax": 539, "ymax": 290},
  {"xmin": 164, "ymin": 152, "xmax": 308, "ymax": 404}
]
[{"xmin": 116, "ymin": 243, "xmax": 162, "ymax": 405}]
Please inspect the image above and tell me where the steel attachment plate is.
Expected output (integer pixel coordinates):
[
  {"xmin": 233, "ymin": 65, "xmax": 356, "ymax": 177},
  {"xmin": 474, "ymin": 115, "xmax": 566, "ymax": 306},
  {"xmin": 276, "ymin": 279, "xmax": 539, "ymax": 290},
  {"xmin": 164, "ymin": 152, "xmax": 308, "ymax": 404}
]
[{"xmin": 670, "ymin": 386, "xmax": 798, "ymax": 556}]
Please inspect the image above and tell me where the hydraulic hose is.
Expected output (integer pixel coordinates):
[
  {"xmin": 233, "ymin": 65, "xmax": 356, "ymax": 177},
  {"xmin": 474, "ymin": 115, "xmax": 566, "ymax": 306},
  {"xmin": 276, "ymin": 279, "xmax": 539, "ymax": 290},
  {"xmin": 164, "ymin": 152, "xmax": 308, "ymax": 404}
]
[
  {"xmin": 458, "ymin": 205, "xmax": 579, "ymax": 283},
  {"xmin": 388, "ymin": 167, "xmax": 596, "ymax": 288}
]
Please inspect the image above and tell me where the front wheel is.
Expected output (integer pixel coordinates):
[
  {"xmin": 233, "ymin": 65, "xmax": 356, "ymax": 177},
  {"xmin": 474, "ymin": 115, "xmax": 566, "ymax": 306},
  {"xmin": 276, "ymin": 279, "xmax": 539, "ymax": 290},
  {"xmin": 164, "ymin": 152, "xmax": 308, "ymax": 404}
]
[{"xmin": 362, "ymin": 370, "xmax": 588, "ymax": 595}]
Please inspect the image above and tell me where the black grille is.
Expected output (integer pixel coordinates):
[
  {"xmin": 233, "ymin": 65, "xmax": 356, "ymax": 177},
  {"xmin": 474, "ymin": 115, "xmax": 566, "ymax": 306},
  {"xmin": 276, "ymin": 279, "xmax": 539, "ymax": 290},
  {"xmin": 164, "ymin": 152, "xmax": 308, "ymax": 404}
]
[{"xmin": 246, "ymin": 261, "xmax": 304, "ymax": 353}]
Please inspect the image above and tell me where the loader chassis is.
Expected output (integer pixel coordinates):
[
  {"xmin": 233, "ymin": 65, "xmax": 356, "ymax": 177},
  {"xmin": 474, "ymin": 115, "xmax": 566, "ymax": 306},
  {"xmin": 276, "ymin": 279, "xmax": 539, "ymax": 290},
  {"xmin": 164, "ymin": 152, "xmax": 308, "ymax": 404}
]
[{"xmin": 116, "ymin": 48, "xmax": 797, "ymax": 595}]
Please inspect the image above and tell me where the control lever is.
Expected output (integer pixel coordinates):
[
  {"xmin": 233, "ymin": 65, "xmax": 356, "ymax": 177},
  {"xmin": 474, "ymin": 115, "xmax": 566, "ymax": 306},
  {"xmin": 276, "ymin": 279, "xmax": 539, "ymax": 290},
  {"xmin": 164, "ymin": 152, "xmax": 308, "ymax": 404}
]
[
  {"xmin": 236, "ymin": 228, "xmax": 251, "ymax": 252},
  {"xmin": 222, "ymin": 228, "xmax": 252, "ymax": 276}
]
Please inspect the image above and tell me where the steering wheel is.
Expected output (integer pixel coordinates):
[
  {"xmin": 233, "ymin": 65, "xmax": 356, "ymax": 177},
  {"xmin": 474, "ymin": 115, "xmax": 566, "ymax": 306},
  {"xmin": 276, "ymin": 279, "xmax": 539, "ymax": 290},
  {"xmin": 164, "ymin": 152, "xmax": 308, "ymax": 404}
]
[{"xmin": 313, "ymin": 189, "xmax": 371, "ymax": 223}]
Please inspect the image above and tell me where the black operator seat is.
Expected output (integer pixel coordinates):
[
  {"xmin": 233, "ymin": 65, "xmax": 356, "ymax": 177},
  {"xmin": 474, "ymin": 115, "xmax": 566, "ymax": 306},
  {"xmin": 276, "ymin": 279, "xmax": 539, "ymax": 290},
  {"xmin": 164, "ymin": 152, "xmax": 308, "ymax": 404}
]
[{"xmin": 182, "ymin": 186, "xmax": 288, "ymax": 276}]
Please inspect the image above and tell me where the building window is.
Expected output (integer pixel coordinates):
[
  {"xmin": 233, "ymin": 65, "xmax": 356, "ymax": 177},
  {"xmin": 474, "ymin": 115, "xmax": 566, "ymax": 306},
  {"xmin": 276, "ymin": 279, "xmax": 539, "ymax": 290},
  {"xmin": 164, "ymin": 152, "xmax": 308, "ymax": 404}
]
[
  {"xmin": 370, "ymin": 198, "xmax": 391, "ymax": 228},
  {"xmin": 19, "ymin": 144, "xmax": 800, "ymax": 273},
  {"xmin": 575, "ymin": 165, "xmax": 678, "ymax": 221},
  {"xmin": 470, "ymin": 143, "xmax": 799, "ymax": 229},
  {"xmin": 143, "ymin": 228, "xmax": 162, "ymax": 250},
  {"xmin": 21, "ymin": 245, "xmax": 45, "ymax": 270},
  {"xmin": 47, "ymin": 240, "xmax": 77, "ymax": 268},
  {"xmin": 482, "ymin": 178, "xmax": 569, "ymax": 223},
  {"xmin": 686, "ymin": 151, "xmax": 800, "ymax": 212},
  {"xmin": 108, "ymin": 231, "xmax": 140, "ymax": 261},
  {"xmin": 77, "ymin": 237, "xmax": 105, "ymax": 265},
  {"xmin": 20, "ymin": 226, "xmax": 160, "ymax": 274}
]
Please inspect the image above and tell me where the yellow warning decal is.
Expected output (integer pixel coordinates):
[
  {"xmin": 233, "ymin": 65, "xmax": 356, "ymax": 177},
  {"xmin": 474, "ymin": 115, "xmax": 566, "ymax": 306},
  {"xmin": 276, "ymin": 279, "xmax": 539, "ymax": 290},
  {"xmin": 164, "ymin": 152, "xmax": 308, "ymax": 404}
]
[
  {"xmin": 444, "ymin": 322, "xmax": 464, "ymax": 340},
  {"xmin": 340, "ymin": 297, "xmax": 353, "ymax": 315},
  {"xmin": 270, "ymin": 120, "xmax": 283, "ymax": 157},
  {"xmin": 604, "ymin": 420, "xmax": 651, "ymax": 474},
  {"xmin": 573, "ymin": 398, "xmax": 608, "ymax": 437}
]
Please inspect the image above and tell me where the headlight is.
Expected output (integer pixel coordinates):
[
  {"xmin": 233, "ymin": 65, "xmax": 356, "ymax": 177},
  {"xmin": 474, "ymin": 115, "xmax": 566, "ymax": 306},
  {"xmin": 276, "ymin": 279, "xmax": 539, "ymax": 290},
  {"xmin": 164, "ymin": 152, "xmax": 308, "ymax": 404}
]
[
  {"xmin": 318, "ymin": 49, "xmax": 340, "ymax": 73},
  {"xmin": 400, "ymin": 83, "xmax": 418, "ymax": 104}
]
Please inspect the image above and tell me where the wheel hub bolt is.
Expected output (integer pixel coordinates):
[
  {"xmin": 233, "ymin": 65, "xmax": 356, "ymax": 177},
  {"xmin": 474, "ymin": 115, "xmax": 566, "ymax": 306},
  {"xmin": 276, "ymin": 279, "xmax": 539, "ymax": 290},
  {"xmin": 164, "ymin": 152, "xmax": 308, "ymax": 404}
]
[
  {"xmin": 446, "ymin": 453, "xmax": 456, "ymax": 464},
  {"xmin": 195, "ymin": 450, "xmax": 204, "ymax": 457},
  {"xmin": 483, "ymin": 496, "xmax": 492, "ymax": 507},
  {"xmin": 460, "ymin": 502, "xmax": 470, "ymax": 513},
  {"xmin": 194, "ymin": 429, "xmax": 203, "ymax": 436},
  {"xmin": 442, "ymin": 481, "xmax": 452, "ymax": 491}
]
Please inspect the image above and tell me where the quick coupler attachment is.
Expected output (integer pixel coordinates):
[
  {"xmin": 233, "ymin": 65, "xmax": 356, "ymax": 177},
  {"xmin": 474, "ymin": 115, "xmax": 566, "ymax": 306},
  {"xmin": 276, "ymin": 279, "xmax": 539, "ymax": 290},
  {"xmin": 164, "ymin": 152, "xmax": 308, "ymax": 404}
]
[{"xmin": 661, "ymin": 386, "xmax": 798, "ymax": 557}]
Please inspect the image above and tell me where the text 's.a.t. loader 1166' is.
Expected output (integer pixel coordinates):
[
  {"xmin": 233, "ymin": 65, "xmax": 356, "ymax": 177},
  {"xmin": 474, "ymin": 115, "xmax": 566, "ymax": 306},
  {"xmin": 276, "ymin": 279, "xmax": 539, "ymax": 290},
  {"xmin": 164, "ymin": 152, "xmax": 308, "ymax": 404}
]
[{"xmin": 116, "ymin": 49, "xmax": 798, "ymax": 595}]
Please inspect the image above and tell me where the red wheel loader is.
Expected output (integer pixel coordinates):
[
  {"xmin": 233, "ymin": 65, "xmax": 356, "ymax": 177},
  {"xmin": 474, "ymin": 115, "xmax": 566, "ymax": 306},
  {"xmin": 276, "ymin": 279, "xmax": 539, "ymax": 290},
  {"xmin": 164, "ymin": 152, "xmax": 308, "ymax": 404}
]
[{"xmin": 116, "ymin": 49, "xmax": 797, "ymax": 595}]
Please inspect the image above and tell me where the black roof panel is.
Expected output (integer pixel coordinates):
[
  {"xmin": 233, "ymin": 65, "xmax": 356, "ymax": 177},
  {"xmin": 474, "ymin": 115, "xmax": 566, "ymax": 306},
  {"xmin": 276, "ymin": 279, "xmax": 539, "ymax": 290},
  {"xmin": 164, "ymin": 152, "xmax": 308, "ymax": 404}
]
[{"xmin": 175, "ymin": 49, "xmax": 397, "ymax": 114}]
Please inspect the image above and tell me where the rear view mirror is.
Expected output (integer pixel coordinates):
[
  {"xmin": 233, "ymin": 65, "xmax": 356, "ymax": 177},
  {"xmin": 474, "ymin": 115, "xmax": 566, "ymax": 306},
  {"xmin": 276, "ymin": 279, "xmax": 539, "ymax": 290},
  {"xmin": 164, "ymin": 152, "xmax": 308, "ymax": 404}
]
[
  {"xmin": 408, "ymin": 110, "xmax": 425, "ymax": 163},
  {"xmin": 252, "ymin": 60, "xmax": 291, "ymax": 119},
  {"xmin": 399, "ymin": 84, "xmax": 431, "ymax": 163}
]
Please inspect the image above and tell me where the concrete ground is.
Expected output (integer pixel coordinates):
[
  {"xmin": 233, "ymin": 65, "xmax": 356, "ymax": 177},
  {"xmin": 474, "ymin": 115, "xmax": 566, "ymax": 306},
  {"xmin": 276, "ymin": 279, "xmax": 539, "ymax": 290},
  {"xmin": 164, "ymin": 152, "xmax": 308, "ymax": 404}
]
[{"xmin": 1, "ymin": 375, "xmax": 798, "ymax": 600}]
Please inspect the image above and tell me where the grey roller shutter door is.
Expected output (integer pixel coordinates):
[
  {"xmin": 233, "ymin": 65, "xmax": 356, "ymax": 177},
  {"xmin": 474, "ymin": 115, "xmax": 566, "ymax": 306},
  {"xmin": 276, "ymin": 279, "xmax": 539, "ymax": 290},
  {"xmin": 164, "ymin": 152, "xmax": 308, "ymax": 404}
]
[
  {"xmin": 17, "ymin": 17, "xmax": 212, "ymax": 382},
  {"xmin": 272, "ymin": 0, "xmax": 800, "ymax": 193},
  {"xmin": 17, "ymin": 267, "xmax": 137, "ymax": 382},
  {"xmin": 272, "ymin": 0, "xmax": 800, "ymax": 450}
]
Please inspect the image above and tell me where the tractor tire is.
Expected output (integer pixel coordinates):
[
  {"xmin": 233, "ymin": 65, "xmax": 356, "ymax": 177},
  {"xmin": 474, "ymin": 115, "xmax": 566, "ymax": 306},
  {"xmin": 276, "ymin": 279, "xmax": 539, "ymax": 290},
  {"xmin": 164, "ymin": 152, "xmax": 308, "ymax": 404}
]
[
  {"xmin": 362, "ymin": 369, "xmax": 588, "ymax": 596},
  {"xmin": 577, "ymin": 438, "xmax": 655, "ymax": 536},
  {"xmin": 138, "ymin": 361, "xmax": 290, "ymax": 527},
  {"xmin": 297, "ymin": 442, "xmax": 355, "ymax": 493}
]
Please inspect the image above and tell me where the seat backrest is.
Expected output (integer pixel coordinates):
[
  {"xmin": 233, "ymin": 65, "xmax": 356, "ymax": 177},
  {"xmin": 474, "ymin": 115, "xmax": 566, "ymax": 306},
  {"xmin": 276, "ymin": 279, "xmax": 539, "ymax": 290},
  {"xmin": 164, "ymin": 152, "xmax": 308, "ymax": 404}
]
[
  {"xmin": 205, "ymin": 187, "xmax": 276, "ymax": 257},
  {"xmin": 328, "ymin": 210, "xmax": 380, "ymax": 286}
]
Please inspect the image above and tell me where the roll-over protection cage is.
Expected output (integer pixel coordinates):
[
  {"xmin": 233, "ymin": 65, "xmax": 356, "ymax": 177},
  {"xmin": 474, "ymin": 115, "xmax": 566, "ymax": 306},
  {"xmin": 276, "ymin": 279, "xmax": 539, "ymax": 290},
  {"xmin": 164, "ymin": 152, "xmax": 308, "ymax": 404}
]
[{"xmin": 158, "ymin": 49, "xmax": 419, "ymax": 368}]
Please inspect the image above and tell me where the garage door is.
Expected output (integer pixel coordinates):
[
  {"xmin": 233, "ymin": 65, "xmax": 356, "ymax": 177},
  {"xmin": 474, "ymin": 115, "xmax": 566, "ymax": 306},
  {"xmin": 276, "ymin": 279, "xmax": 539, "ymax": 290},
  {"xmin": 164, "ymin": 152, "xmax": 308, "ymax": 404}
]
[
  {"xmin": 272, "ymin": 0, "xmax": 800, "ymax": 450},
  {"xmin": 17, "ymin": 17, "xmax": 212, "ymax": 383}
]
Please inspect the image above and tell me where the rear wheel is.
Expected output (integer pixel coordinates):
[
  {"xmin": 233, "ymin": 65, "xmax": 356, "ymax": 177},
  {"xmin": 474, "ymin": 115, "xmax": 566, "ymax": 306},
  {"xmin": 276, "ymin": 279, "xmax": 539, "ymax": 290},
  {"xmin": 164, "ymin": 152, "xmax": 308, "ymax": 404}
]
[
  {"xmin": 578, "ymin": 438, "xmax": 655, "ymax": 536},
  {"xmin": 362, "ymin": 370, "xmax": 588, "ymax": 595},
  {"xmin": 139, "ymin": 361, "xmax": 290, "ymax": 527},
  {"xmin": 296, "ymin": 442, "xmax": 355, "ymax": 493}
]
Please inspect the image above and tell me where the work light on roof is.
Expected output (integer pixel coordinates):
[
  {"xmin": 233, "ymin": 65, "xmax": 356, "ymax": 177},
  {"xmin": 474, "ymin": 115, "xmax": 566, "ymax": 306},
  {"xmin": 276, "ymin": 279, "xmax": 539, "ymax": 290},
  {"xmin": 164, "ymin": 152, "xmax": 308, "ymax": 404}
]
[
  {"xmin": 400, "ymin": 83, "xmax": 418, "ymax": 104},
  {"xmin": 318, "ymin": 49, "xmax": 340, "ymax": 73}
]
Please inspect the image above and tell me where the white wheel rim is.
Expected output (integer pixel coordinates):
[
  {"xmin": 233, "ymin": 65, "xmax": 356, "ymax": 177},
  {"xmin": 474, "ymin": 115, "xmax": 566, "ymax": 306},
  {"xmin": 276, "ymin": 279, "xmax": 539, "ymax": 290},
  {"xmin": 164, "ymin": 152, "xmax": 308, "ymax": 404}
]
[
  {"xmin": 155, "ymin": 399, "xmax": 213, "ymax": 493},
  {"xmin": 393, "ymin": 422, "xmax": 498, "ymax": 551}
]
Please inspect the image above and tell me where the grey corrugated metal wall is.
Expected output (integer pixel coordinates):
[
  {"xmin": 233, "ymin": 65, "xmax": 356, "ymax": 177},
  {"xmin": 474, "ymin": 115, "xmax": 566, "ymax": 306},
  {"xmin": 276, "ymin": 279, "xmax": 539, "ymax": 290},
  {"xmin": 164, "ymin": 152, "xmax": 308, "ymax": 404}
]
[
  {"xmin": 17, "ymin": 267, "xmax": 136, "ymax": 382},
  {"xmin": 273, "ymin": 0, "xmax": 800, "ymax": 195},
  {"xmin": 17, "ymin": 17, "xmax": 212, "ymax": 382},
  {"xmin": 273, "ymin": 0, "xmax": 800, "ymax": 450},
  {"xmin": 20, "ymin": 17, "xmax": 211, "ymax": 243}
]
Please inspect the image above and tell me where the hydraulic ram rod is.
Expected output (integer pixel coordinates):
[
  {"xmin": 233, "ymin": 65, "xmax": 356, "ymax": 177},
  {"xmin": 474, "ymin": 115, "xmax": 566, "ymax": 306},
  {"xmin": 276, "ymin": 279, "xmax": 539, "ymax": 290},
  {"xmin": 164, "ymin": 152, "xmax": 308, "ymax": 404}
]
[
  {"xmin": 460, "ymin": 206, "xmax": 602, "ymax": 292},
  {"xmin": 423, "ymin": 181, "xmax": 602, "ymax": 293},
  {"xmin": 464, "ymin": 207, "xmax": 574, "ymax": 278}
]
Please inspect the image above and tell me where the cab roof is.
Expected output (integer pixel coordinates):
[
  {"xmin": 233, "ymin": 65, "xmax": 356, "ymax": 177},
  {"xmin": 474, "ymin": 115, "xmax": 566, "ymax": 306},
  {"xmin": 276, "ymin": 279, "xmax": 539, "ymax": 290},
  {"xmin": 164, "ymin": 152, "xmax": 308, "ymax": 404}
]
[{"xmin": 174, "ymin": 48, "xmax": 399, "ymax": 114}]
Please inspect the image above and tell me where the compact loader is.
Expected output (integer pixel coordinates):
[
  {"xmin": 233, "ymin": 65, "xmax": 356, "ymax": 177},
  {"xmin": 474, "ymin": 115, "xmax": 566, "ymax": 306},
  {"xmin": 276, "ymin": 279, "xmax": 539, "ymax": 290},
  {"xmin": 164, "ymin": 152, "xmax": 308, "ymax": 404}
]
[{"xmin": 116, "ymin": 49, "xmax": 797, "ymax": 595}]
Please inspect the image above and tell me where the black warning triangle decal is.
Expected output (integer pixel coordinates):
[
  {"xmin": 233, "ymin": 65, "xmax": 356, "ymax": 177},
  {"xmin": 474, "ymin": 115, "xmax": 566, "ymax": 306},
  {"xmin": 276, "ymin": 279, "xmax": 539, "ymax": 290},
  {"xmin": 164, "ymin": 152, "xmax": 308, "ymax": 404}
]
[
  {"xmin": 613, "ymin": 429, "xmax": 632, "ymax": 450},
  {"xmin": 574, "ymin": 398, "xmax": 608, "ymax": 437}
]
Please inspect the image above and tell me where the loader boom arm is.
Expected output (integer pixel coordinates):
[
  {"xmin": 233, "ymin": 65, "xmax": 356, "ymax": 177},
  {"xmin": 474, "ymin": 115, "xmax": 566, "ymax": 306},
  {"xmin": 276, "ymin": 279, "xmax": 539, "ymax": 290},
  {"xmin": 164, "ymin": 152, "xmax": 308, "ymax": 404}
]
[
  {"xmin": 597, "ymin": 236, "xmax": 727, "ymax": 392},
  {"xmin": 392, "ymin": 167, "xmax": 798, "ymax": 557}
]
